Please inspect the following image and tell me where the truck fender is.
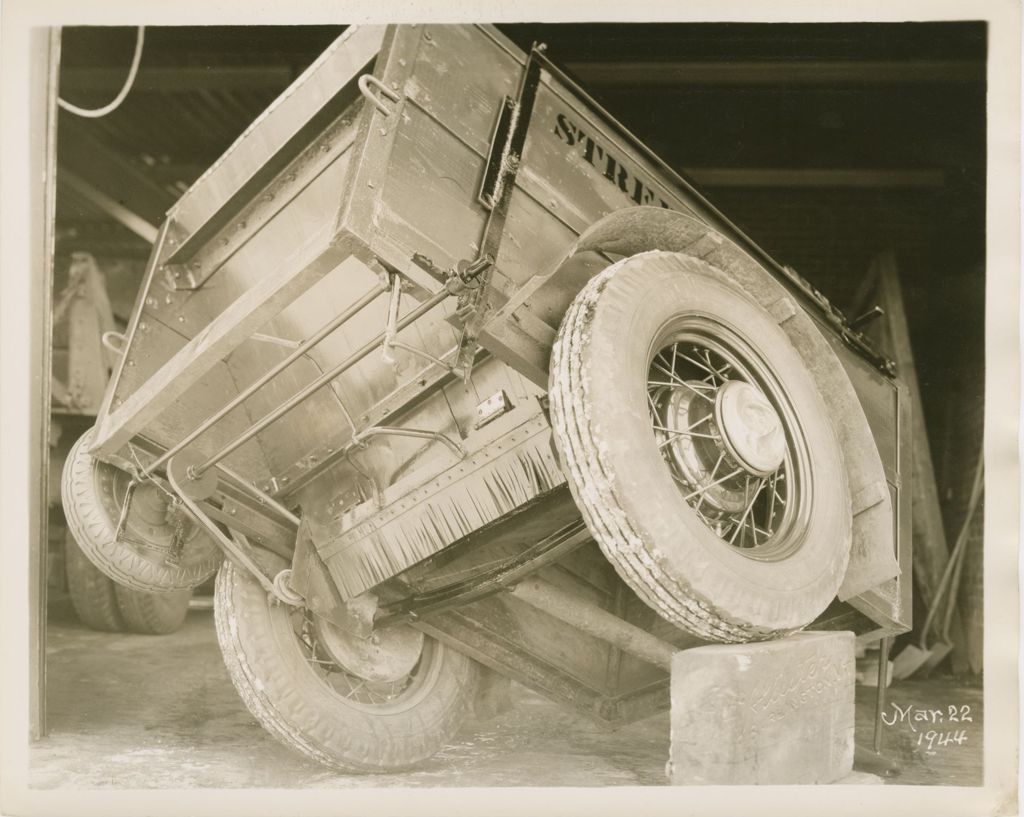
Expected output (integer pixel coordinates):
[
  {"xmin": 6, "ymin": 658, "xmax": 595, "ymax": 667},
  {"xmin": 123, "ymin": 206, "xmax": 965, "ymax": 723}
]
[{"xmin": 480, "ymin": 205, "xmax": 901, "ymax": 611}]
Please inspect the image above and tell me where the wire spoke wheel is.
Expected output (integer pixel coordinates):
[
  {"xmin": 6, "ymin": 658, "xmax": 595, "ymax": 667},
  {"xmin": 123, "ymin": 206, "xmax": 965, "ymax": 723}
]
[
  {"xmin": 214, "ymin": 556, "xmax": 479, "ymax": 771},
  {"xmin": 291, "ymin": 608, "xmax": 430, "ymax": 710},
  {"xmin": 550, "ymin": 250, "xmax": 852, "ymax": 642},
  {"xmin": 645, "ymin": 324, "xmax": 810, "ymax": 561}
]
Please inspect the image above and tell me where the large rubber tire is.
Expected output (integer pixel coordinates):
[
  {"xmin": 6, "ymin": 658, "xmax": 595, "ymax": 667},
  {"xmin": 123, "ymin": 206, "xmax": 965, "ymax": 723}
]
[
  {"xmin": 62, "ymin": 427, "xmax": 222, "ymax": 592},
  {"xmin": 64, "ymin": 529, "xmax": 123, "ymax": 632},
  {"xmin": 550, "ymin": 250, "xmax": 851, "ymax": 642},
  {"xmin": 65, "ymin": 528, "xmax": 192, "ymax": 634},
  {"xmin": 214, "ymin": 557, "xmax": 480, "ymax": 772}
]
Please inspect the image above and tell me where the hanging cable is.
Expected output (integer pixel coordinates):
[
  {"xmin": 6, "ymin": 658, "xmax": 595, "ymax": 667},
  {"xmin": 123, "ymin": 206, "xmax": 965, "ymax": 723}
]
[{"xmin": 58, "ymin": 27, "xmax": 145, "ymax": 119}]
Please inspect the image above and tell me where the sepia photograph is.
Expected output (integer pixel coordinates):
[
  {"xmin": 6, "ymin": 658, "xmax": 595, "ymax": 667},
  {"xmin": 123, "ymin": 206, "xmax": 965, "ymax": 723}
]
[{"xmin": 0, "ymin": 1, "xmax": 1018, "ymax": 815}]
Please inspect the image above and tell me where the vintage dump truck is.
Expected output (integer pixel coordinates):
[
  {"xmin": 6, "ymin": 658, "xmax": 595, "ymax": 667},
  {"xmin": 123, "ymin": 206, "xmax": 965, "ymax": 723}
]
[{"xmin": 62, "ymin": 24, "xmax": 910, "ymax": 771}]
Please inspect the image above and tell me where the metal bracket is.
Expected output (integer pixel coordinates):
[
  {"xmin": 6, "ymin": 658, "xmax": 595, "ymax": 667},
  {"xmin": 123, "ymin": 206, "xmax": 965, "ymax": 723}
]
[
  {"xmin": 478, "ymin": 95, "xmax": 518, "ymax": 209},
  {"xmin": 358, "ymin": 74, "xmax": 400, "ymax": 117},
  {"xmin": 381, "ymin": 274, "xmax": 403, "ymax": 364},
  {"xmin": 453, "ymin": 45, "xmax": 546, "ymax": 376},
  {"xmin": 101, "ymin": 330, "xmax": 127, "ymax": 357},
  {"xmin": 113, "ymin": 479, "xmax": 137, "ymax": 542},
  {"xmin": 475, "ymin": 46, "xmax": 544, "ymax": 266},
  {"xmin": 352, "ymin": 425, "xmax": 466, "ymax": 460},
  {"xmin": 165, "ymin": 456, "xmax": 288, "ymax": 601}
]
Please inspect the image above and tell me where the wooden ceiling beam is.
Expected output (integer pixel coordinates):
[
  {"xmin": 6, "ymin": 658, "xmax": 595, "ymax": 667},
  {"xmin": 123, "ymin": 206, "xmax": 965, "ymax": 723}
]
[
  {"xmin": 58, "ymin": 119, "xmax": 178, "ymax": 226},
  {"xmin": 60, "ymin": 65, "xmax": 293, "ymax": 93},
  {"xmin": 567, "ymin": 59, "xmax": 984, "ymax": 86}
]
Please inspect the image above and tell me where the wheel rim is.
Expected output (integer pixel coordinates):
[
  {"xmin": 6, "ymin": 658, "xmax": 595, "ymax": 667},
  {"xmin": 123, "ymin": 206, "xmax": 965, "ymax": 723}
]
[
  {"xmin": 291, "ymin": 609, "xmax": 438, "ymax": 714},
  {"xmin": 95, "ymin": 462, "xmax": 204, "ymax": 557},
  {"xmin": 646, "ymin": 315, "xmax": 813, "ymax": 561}
]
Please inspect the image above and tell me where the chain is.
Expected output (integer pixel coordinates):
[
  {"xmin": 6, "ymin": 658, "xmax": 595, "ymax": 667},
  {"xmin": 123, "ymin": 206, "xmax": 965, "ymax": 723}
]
[{"xmin": 164, "ymin": 496, "xmax": 187, "ymax": 566}]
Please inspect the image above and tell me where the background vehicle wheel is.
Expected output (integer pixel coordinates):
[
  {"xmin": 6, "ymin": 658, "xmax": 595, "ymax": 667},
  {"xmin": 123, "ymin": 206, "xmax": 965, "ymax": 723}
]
[
  {"xmin": 550, "ymin": 250, "xmax": 852, "ymax": 642},
  {"xmin": 114, "ymin": 584, "xmax": 192, "ymax": 635},
  {"xmin": 65, "ymin": 528, "xmax": 193, "ymax": 634},
  {"xmin": 64, "ymin": 528, "xmax": 122, "ymax": 632},
  {"xmin": 214, "ymin": 555, "xmax": 480, "ymax": 772},
  {"xmin": 61, "ymin": 427, "xmax": 222, "ymax": 592}
]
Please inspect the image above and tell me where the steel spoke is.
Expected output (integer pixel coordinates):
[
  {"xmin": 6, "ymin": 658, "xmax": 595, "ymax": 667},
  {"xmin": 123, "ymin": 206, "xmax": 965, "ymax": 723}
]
[
  {"xmin": 681, "ymin": 466, "xmax": 742, "ymax": 502},
  {"xmin": 766, "ymin": 472, "xmax": 778, "ymax": 526},
  {"xmin": 685, "ymin": 414, "xmax": 713, "ymax": 431},
  {"xmin": 693, "ymin": 452, "xmax": 725, "ymax": 511},
  {"xmin": 648, "ymin": 371, "xmax": 716, "ymax": 402},
  {"xmin": 345, "ymin": 678, "xmax": 367, "ymax": 700},
  {"xmin": 648, "ymin": 378, "xmax": 715, "ymax": 392},
  {"xmin": 677, "ymin": 351, "xmax": 717, "ymax": 377},
  {"xmin": 651, "ymin": 360, "xmax": 686, "ymax": 386},
  {"xmin": 702, "ymin": 348, "xmax": 732, "ymax": 382},
  {"xmin": 727, "ymin": 478, "xmax": 766, "ymax": 546},
  {"xmin": 652, "ymin": 424, "xmax": 719, "ymax": 442}
]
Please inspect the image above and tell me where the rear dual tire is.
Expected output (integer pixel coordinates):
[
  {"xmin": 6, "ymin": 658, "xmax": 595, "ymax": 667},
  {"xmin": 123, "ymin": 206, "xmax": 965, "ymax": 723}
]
[
  {"xmin": 61, "ymin": 427, "xmax": 222, "ymax": 593},
  {"xmin": 65, "ymin": 529, "xmax": 192, "ymax": 634}
]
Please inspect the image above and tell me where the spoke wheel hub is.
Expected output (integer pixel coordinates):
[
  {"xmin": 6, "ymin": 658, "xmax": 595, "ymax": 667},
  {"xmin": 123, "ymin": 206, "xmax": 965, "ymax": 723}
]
[
  {"xmin": 658, "ymin": 384, "xmax": 746, "ymax": 514},
  {"xmin": 714, "ymin": 380, "xmax": 786, "ymax": 477},
  {"xmin": 648, "ymin": 334, "xmax": 797, "ymax": 555},
  {"xmin": 313, "ymin": 618, "xmax": 424, "ymax": 683}
]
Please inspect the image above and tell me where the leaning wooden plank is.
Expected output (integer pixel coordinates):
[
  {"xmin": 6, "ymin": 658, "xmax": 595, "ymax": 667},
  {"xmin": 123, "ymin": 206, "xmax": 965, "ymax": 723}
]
[
  {"xmin": 91, "ymin": 246, "xmax": 361, "ymax": 456},
  {"xmin": 871, "ymin": 250, "xmax": 968, "ymax": 672}
]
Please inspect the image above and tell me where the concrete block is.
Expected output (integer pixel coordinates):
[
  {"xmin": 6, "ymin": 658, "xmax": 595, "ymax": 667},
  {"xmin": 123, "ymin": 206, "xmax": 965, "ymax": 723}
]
[{"xmin": 668, "ymin": 631, "xmax": 855, "ymax": 785}]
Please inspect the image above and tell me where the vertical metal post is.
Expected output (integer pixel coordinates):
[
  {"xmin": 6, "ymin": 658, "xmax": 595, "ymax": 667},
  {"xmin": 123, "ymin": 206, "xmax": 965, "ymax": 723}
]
[
  {"xmin": 873, "ymin": 636, "xmax": 890, "ymax": 753},
  {"xmin": 28, "ymin": 26, "xmax": 61, "ymax": 740}
]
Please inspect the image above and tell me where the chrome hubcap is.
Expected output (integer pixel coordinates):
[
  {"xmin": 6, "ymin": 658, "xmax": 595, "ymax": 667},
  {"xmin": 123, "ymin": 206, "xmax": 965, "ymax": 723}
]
[{"xmin": 715, "ymin": 380, "xmax": 786, "ymax": 476}]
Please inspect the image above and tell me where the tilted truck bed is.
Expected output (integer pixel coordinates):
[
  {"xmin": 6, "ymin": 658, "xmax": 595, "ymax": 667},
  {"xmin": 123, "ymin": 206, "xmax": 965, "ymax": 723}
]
[{"xmin": 81, "ymin": 24, "xmax": 910, "ymax": 724}]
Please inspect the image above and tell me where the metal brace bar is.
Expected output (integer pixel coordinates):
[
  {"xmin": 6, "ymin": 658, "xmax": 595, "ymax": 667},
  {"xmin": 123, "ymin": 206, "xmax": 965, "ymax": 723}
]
[
  {"xmin": 215, "ymin": 461, "xmax": 300, "ymax": 527},
  {"xmin": 166, "ymin": 456, "xmax": 283, "ymax": 599},
  {"xmin": 511, "ymin": 577, "xmax": 676, "ymax": 671},
  {"xmin": 381, "ymin": 274, "xmax": 402, "ymax": 364},
  {"xmin": 352, "ymin": 426, "xmax": 466, "ymax": 459},
  {"xmin": 142, "ymin": 281, "xmax": 387, "ymax": 478},
  {"xmin": 388, "ymin": 341, "xmax": 465, "ymax": 376},
  {"xmin": 193, "ymin": 286, "xmax": 453, "ymax": 477}
]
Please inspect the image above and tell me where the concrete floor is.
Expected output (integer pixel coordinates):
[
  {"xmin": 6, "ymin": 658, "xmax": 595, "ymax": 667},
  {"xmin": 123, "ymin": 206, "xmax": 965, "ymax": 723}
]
[{"xmin": 31, "ymin": 605, "xmax": 983, "ymax": 788}]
